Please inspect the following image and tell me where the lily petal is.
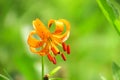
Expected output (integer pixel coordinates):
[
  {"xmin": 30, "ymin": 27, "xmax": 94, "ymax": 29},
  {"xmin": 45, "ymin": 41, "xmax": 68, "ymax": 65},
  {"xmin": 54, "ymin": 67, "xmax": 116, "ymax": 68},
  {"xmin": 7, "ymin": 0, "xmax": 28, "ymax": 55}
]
[
  {"xmin": 48, "ymin": 19, "xmax": 64, "ymax": 34},
  {"xmin": 52, "ymin": 19, "xmax": 70, "ymax": 42},
  {"xmin": 52, "ymin": 37, "xmax": 62, "ymax": 46},
  {"xmin": 30, "ymin": 47, "xmax": 46, "ymax": 56},
  {"xmin": 33, "ymin": 19, "xmax": 50, "ymax": 40},
  {"xmin": 29, "ymin": 43, "xmax": 49, "ymax": 56},
  {"xmin": 27, "ymin": 30, "xmax": 44, "ymax": 48}
]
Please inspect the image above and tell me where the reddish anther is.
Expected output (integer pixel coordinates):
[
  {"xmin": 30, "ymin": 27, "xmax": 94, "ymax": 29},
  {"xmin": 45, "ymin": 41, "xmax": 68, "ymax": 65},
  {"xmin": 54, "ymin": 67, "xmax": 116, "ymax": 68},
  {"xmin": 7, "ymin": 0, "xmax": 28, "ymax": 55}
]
[
  {"xmin": 67, "ymin": 45, "xmax": 70, "ymax": 54},
  {"xmin": 52, "ymin": 57, "xmax": 57, "ymax": 64},
  {"xmin": 58, "ymin": 52, "xmax": 60, "ymax": 54},
  {"xmin": 51, "ymin": 47, "xmax": 58, "ymax": 55},
  {"xmin": 61, "ymin": 53, "xmax": 66, "ymax": 61},
  {"xmin": 47, "ymin": 53, "xmax": 53, "ymax": 62},
  {"xmin": 62, "ymin": 42, "xmax": 67, "ymax": 51}
]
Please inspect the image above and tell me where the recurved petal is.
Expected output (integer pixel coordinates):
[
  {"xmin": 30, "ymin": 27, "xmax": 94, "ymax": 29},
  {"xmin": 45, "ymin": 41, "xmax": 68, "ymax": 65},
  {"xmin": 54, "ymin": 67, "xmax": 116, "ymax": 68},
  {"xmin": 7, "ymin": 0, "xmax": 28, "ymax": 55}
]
[
  {"xmin": 48, "ymin": 19, "xmax": 64, "ymax": 34},
  {"xmin": 33, "ymin": 19, "xmax": 50, "ymax": 39},
  {"xmin": 27, "ymin": 30, "xmax": 44, "ymax": 48},
  {"xmin": 30, "ymin": 47, "xmax": 46, "ymax": 56},
  {"xmin": 33, "ymin": 19, "xmax": 46, "ymax": 31},
  {"xmin": 29, "ymin": 43, "xmax": 50, "ymax": 56},
  {"xmin": 59, "ymin": 19, "xmax": 70, "ymax": 31},
  {"xmin": 52, "ymin": 19, "xmax": 70, "ymax": 42}
]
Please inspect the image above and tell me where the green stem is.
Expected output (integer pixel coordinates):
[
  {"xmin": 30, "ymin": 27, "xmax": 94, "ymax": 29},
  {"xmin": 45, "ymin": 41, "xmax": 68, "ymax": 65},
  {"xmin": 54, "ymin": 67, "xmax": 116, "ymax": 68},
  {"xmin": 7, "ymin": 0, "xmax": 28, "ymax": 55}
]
[{"xmin": 42, "ymin": 56, "xmax": 44, "ymax": 80}]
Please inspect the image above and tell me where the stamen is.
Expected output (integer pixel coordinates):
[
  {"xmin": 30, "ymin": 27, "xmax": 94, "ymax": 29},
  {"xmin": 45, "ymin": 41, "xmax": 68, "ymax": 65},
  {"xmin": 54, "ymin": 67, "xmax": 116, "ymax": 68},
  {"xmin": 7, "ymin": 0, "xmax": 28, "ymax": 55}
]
[
  {"xmin": 47, "ymin": 54, "xmax": 57, "ymax": 64},
  {"xmin": 62, "ymin": 42, "xmax": 67, "ymax": 51},
  {"xmin": 58, "ymin": 52, "xmax": 60, "ymax": 54},
  {"xmin": 51, "ymin": 47, "xmax": 58, "ymax": 55},
  {"xmin": 52, "ymin": 57, "xmax": 56, "ymax": 64},
  {"xmin": 47, "ymin": 53, "xmax": 53, "ymax": 62},
  {"xmin": 61, "ymin": 53, "xmax": 66, "ymax": 61},
  {"xmin": 67, "ymin": 45, "xmax": 70, "ymax": 54}
]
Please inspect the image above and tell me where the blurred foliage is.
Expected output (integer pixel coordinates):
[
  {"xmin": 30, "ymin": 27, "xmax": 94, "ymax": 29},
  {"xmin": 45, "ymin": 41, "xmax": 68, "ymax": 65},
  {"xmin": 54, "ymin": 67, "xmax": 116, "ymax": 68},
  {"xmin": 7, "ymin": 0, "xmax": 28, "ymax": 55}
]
[
  {"xmin": 0, "ymin": 0, "xmax": 120, "ymax": 80},
  {"xmin": 97, "ymin": 0, "xmax": 120, "ymax": 34},
  {"xmin": 112, "ymin": 62, "xmax": 120, "ymax": 80}
]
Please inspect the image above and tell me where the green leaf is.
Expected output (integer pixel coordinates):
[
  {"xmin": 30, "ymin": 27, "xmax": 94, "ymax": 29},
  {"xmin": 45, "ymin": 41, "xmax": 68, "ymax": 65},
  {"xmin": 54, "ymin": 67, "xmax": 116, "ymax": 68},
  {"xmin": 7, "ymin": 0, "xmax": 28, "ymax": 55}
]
[
  {"xmin": 112, "ymin": 62, "xmax": 120, "ymax": 80},
  {"xmin": 0, "ymin": 74, "xmax": 10, "ymax": 80},
  {"xmin": 49, "ymin": 66, "xmax": 61, "ymax": 77},
  {"xmin": 97, "ymin": 0, "xmax": 120, "ymax": 34}
]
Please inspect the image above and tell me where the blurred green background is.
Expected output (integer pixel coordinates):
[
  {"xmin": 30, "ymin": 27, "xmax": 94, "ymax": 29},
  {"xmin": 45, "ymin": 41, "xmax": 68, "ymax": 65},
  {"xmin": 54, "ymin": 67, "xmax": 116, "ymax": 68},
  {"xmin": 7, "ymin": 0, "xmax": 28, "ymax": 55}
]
[{"xmin": 0, "ymin": 0, "xmax": 120, "ymax": 80}]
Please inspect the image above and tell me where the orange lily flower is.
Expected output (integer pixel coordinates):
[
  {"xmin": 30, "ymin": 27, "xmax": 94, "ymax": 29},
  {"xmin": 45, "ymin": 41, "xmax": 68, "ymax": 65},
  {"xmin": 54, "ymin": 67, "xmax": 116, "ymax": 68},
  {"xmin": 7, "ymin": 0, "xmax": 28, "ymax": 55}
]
[{"xmin": 27, "ymin": 18, "xmax": 70, "ymax": 64}]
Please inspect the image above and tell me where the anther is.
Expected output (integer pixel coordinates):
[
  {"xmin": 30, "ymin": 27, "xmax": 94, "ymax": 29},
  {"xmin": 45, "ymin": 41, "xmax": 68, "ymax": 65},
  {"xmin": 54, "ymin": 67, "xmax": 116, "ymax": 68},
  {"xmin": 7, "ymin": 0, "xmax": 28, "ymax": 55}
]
[
  {"xmin": 58, "ymin": 52, "xmax": 60, "ymax": 54},
  {"xmin": 67, "ymin": 45, "xmax": 70, "ymax": 54},
  {"xmin": 62, "ymin": 42, "xmax": 67, "ymax": 51},
  {"xmin": 51, "ymin": 47, "xmax": 58, "ymax": 55},
  {"xmin": 61, "ymin": 53, "xmax": 66, "ymax": 61},
  {"xmin": 52, "ymin": 57, "xmax": 56, "ymax": 64},
  {"xmin": 47, "ymin": 53, "xmax": 53, "ymax": 62}
]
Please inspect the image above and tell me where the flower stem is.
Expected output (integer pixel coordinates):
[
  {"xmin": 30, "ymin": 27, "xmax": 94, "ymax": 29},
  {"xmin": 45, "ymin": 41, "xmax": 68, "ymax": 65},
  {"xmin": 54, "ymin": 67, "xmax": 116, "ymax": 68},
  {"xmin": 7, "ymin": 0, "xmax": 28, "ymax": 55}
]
[{"xmin": 42, "ymin": 56, "xmax": 44, "ymax": 80}]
